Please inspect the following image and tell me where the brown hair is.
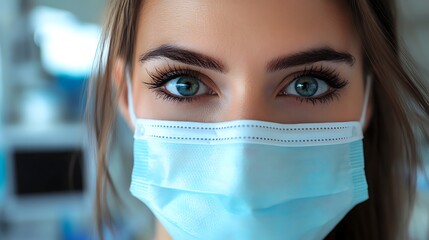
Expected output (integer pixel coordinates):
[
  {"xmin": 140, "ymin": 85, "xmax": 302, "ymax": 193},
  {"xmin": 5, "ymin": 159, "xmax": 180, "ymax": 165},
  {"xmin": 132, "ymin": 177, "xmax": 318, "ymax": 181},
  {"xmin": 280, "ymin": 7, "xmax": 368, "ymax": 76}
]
[{"xmin": 87, "ymin": 0, "xmax": 429, "ymax": 239}]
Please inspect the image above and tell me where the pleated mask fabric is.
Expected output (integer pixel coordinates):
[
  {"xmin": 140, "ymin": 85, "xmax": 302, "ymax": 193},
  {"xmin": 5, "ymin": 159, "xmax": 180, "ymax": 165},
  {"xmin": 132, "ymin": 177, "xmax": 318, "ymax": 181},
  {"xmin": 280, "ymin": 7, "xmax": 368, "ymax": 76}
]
[{"xmin": 130, "ymin": 120, "xmax": 368, "ymax": 240}]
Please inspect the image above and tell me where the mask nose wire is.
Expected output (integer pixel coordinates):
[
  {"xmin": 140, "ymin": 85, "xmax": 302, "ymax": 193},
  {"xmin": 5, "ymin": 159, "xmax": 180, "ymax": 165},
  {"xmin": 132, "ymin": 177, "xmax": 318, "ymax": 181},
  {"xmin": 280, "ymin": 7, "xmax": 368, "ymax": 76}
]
[
  {"xmin": 126, "ymin": 67, "xmax": 137, "ymax": 126},
  {"xmin": 359, "ymin": 75, "xmax": 373, "ymax": 127}
]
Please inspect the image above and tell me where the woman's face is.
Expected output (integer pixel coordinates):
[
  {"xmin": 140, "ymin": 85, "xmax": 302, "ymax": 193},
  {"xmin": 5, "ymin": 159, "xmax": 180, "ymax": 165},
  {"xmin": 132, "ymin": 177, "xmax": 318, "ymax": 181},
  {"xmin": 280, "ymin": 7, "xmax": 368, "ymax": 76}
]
[{"xmin": 127, "ymin": 0, "xmax": 365, "ymax": 124}]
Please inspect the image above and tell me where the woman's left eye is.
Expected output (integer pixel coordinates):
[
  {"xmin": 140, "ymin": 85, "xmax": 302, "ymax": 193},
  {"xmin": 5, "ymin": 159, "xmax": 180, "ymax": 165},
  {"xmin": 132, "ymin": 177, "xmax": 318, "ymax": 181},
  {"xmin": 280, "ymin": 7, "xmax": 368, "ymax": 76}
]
[
  {"xmin": 283, "ymin": 76, "xmax": 330, "ymax": 98},
  {"xmin": 164, "ymin": 76, "xmax": 211, "ymax": 97}
]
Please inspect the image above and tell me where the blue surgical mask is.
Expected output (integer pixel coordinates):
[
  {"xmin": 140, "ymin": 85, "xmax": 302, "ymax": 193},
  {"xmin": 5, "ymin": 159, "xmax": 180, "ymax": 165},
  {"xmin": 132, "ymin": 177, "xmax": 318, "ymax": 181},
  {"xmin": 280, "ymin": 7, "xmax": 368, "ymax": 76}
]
[{"xmin": 127, "ymin": 72, "xmax": 371, "ymax": 240}]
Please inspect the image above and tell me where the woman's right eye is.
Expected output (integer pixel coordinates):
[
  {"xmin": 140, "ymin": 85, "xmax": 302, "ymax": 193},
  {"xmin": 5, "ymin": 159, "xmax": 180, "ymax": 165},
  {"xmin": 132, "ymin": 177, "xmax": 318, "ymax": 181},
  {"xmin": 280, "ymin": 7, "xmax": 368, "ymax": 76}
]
[{"xmin": 164, "ymin": 75, "xmax": 211, "ymax": 97}]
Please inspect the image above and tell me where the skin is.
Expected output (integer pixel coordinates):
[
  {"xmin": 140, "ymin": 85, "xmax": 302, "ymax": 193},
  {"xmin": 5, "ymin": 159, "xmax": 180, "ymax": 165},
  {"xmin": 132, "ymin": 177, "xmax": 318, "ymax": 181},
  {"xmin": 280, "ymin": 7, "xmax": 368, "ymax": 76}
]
[{"xmin": 116, "ymin": 0, "xmax": 371, "ymax": 239}]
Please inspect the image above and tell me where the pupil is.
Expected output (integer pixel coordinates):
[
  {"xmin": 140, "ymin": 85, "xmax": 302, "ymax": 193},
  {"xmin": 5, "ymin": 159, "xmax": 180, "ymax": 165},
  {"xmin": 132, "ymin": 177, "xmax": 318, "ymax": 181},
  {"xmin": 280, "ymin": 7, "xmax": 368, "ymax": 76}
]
[
  {"xmin": 295, "ymin": 77, "xmax": 318, "ymax": 97},
  {"xmin": 176, "ymin": 77, "xmax": 200, "ymax": 96}
]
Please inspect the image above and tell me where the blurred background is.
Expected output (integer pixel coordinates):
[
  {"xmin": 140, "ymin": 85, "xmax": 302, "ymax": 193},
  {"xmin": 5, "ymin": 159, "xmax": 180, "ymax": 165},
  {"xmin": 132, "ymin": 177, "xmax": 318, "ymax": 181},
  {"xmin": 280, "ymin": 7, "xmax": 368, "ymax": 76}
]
[
  {"xmin": 0, "ymin": 0, "xmax": 154, "ymax": 239},
  {"xmin": 0, "ymin": 0, "xmax": 427, "ymax": 240}
]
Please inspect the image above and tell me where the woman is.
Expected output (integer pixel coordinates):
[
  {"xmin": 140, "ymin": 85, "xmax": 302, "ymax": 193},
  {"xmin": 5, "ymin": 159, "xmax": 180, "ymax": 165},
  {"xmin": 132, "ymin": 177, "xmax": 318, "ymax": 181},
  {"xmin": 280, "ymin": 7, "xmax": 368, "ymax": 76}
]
[{"xmin": 88, "ymin": 0, "xmax": 429, "ymax": 239}]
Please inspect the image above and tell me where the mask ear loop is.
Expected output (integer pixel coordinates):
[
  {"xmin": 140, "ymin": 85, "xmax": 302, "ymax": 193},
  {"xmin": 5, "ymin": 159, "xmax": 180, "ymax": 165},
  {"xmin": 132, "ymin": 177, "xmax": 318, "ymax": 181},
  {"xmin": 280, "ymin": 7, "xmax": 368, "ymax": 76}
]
[
  {"xmin": 126, "ymin": 67, "xmax": 137, "ymax": 126},
  {"xmin": 359, "ymin": 75, "xmax": 373, "ymax": 127}
]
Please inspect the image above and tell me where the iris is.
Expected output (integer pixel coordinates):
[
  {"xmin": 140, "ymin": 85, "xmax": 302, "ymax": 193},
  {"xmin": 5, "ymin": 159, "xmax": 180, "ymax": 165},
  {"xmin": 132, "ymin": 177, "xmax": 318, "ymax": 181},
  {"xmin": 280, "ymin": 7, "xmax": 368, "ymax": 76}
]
[
  {"xmin": 175, "ymin": 77, "xmax": 200, "ymax": 96},
  {"xmin": 295, "ymin": 77, "xmax": 319, "ymax": 97}
]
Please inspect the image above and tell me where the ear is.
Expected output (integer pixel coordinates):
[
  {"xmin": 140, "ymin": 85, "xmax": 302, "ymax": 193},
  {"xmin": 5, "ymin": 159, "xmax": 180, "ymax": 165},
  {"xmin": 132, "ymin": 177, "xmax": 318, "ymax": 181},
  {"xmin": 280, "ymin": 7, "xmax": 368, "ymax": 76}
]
[{"xmin": 113, "ymin": 59, "xmax": 135, "ymax": 130}]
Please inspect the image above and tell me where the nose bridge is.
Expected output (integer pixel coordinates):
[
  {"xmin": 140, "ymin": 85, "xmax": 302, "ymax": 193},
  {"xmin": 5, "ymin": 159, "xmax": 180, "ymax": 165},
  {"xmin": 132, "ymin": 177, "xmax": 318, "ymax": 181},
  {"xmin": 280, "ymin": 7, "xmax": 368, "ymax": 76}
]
[
  {"xmin": 227, "ymin": 99, "xmax": 268, "ymax": 121},
  {"xmin": 223, "ymin": 80, "xmax": 272, "ymax": 121}
]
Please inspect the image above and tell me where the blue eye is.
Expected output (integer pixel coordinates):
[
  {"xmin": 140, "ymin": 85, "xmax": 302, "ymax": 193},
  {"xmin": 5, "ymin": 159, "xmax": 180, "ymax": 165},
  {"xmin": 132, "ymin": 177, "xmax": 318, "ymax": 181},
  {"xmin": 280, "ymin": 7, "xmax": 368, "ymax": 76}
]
[
  {"xmin": 284, "ymin": 76, "xmax": 330, "ymax": 97},
  {"xmin": 165, "ymin": 76, "xmax": 210, "ymax": 97}
]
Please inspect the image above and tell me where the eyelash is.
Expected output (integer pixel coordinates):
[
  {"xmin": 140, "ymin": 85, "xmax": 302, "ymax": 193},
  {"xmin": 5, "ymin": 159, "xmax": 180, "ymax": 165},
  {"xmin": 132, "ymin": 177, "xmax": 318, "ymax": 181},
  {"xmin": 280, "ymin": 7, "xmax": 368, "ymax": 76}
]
[
  {"xmin": 144, "ymin": 64, "xmax": 348, "ymax": 104},
  {"xmin": 144, "ymin": 64, "xmax": 206, "ymax": 103},
  {"xmin": 289, "ymin": 65, "xmax": 348, "ymax": 105}
]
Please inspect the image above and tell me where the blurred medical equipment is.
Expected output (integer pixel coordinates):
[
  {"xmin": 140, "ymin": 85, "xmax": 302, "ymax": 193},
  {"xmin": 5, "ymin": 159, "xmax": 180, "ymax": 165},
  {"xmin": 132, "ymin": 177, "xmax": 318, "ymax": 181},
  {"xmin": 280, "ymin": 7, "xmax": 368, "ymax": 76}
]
[
  {"xmin": 0, "ymin": 6, "xmax": 97, "ymax": 238},
  {"xmin": 1, "ymin": 124, "xmax": 94, "ymax": 239}
]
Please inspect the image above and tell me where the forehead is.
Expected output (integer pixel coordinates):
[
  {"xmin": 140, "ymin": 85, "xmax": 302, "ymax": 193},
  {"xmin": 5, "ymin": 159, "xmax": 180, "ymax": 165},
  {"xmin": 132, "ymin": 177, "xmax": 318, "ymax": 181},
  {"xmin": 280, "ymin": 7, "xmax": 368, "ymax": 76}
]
[{"xmin": 136, "ymin": 0, "xmax": 359, "ymax": 66}]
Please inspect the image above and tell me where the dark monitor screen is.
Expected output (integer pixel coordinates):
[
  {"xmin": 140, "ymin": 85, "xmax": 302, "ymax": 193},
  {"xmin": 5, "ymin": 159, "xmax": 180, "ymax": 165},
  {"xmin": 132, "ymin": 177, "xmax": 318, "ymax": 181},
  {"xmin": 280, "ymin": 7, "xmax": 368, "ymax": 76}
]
[{"xmin": 13, "ymin": 149, "xmax": 84, "ymax": 196}]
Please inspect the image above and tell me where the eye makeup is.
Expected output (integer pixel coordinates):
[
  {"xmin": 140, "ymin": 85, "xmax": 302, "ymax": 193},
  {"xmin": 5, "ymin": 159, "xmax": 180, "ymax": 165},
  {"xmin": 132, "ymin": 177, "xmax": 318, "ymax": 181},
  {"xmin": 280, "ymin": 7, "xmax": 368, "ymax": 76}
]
[
  {"xmin": 143, "ymin": 63, "xmax": 349, "ymax": 104},
  {"xmin": 143, "ymin": 64, "xmax": 215, "ymax": 103},
  {"xmin": 282, "ymin": 65, "xmax": 348, "ymax": 105}
]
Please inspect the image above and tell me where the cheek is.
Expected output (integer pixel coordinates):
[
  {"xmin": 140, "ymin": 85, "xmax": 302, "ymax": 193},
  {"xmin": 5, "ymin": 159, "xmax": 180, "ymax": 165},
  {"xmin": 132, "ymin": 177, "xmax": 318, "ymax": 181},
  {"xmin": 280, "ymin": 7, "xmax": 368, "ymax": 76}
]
[
  {"xmin": 133, "ymin": 87, "xmax": 168, "ymax": 119},
  {"xmin": 271, "ymin": 90, "xmax": 364, "ymax": 124}
]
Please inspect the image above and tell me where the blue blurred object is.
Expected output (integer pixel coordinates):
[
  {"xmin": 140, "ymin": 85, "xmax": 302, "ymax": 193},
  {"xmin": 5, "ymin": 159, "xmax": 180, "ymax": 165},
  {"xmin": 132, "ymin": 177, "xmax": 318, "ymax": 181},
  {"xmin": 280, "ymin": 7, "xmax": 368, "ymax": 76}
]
[
  {"xmin": 417, "ymin": 171, "xmax": 429, "ymax": 192},
  {"xmin": 61, "ymin": 217, "xmax": 92, "ymax": 240},
  {"xmin": 56, "ymin": 74, "xmax": 87, "ymax": 121},
  {"xmin": 27, "ymin": 6, "xmax": 97, "ymax": 122},
  {"xmin": 0, "ymin": 149, "xmax": 5, "ymax": 207}
]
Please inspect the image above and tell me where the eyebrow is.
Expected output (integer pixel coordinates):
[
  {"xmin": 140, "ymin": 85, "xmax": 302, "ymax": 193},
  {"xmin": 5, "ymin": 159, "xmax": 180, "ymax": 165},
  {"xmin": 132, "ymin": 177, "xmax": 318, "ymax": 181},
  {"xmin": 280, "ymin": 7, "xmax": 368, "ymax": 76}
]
[
  {"xmin": 139, "ymin": 45, "xmax": 226, "ymax": 72},
  {"xmin": 139, "ymin": 45, "xmax": 355, "ymax": 73},
  {"xmin": 267, "ymin": 47, "xmax": 355, "ymax": 72}
]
